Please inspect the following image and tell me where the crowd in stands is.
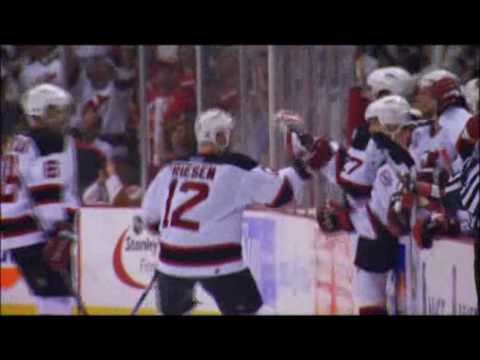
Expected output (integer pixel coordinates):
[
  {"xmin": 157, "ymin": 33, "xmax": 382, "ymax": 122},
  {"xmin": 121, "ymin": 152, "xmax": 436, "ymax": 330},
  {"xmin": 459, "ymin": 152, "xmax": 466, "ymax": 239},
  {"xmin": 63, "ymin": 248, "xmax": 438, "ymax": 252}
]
[{"xmin": 2, "ymin": 45, "xmax": 477, "ymax": 208}]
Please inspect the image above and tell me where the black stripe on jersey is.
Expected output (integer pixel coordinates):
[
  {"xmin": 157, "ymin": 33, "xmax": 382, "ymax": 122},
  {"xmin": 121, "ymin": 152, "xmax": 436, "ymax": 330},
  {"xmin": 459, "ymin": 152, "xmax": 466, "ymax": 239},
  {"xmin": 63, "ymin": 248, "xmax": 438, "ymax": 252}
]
[
  {"xmin": 0, "ymin": 215, "xmax": 40, "ymax": 238},
  {"xmin": 27, "ymin": 128, "xmax": 65, "ymax": 156},
  {"xmin": 461, "ymin": 165, "xmax": 478, "ymax": 198},
  {"xmin": 372, "ymin": 133, "xmax": 415, "ymax": 168},
  {"xmin": 463, "ymin": 184, "xmax": 479, "ymax": 212},
  {"xmin": 351, "ymin": 124, "xmax": 371, "ymax": 151},
  {"xmin": 457, "ymin": 152, "xmax": 479, "ymax": 231},
  {"xmin": 292, "ymin": 158, "xmax": 312, "ymax": 180},
  {"xmin": 29, "ymin": 184, "xmax": 63, "ymax": 205},
  {"xmin": 267, "ymin": 178, "xmax": 294, "ymax": 208},
  {"xmin": 460, "ymin": 158, "xmax": 479, "ymax": 212},
  {"xmin": 159, "ymin": 242, "xmax": 242, "ymax": 266},
  {"xmin": 181, "ymin": 152, "xmax": 258, "ymax": 171},
  {"xmin": 415, "ymin": 119, "xmax": 435, "ymax": 128}
]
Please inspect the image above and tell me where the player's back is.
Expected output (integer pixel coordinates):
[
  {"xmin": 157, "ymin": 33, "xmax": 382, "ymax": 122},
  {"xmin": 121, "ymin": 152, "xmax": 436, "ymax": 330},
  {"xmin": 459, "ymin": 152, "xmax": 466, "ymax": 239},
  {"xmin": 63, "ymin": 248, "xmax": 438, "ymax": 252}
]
[{"xmin": 144, "ymin": 152, "xmax": 262, "ymax": 277}]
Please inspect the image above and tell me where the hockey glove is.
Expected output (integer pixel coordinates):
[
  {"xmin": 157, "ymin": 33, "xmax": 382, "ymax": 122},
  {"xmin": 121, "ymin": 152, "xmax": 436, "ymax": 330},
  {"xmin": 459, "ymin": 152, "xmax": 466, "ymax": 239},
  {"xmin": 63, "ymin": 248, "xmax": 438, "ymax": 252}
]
[
  {"xmin": 412, "ymin": 213, "xmax": 446, "ymax": 249},
  {"xmin": 317, "ymin": 201, "xmax": 354, "ymax": 233},
  {"xmin": 306, "ymin": 137, "xmax": 334, "ymax": 171},
  {"xmin": 431, "ymin": 77, "xmax": 462, "ymax": 114}
]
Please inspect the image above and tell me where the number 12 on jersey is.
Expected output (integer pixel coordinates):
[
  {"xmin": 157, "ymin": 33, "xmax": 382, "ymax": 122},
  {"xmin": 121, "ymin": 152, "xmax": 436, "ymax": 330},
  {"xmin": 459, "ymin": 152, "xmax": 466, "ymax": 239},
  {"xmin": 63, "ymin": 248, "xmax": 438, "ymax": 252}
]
[{"xmin": 163, "ymin": 180, "xmax": 210, "ymax": 231}]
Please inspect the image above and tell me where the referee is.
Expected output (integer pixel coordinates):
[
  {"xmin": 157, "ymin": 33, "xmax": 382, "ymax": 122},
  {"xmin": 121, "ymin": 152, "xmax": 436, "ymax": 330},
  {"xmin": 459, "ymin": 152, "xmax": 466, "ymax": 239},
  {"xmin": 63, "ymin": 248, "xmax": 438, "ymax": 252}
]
[
  {"xmin": 460, "ymin": 144, "xmax": 479, "ymax": 313},
  {"xmin": 445, "ymin": 138, "xmax": 479, "ymax": 313}
]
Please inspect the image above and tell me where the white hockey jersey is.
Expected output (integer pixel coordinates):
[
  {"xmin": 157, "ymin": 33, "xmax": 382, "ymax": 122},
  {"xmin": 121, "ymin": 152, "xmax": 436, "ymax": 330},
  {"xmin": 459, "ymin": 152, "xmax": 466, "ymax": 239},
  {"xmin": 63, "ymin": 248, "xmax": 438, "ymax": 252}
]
[
  {"xmin": 409, "ymin": 121, "xmax": 455, "ymax": 171},
  {"xmin": 142, "ymin": 152, "xmax": 307, "ymax": 277},
  {"xmin": 335, "ymin": 125, "xmax": 386, "ymax": 208},
  {"xmin": 350, "ymin": 163, "xmax": 403, "ymax": 240},
  {"xmin": 1, "ymin": 131, "xmax": 79, "ymax": 252},
  {"xmin": 438, "ymin": 106, "xmax": 472, "ymax": 172}
]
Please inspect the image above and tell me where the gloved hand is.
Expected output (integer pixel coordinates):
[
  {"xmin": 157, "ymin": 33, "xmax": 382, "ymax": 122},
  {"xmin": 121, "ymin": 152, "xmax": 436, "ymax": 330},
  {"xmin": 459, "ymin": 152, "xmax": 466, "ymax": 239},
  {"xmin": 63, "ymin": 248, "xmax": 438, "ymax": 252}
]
[
  {"xmin": 305, "ymin": 137, "xmax": 334, "ymax": 171},
  {"xmin": 285, "ymin": 130, "xmax": 312, "ymax": 159},
  {"xmin": 412, "ymin": 212, "xmax": 446, "ymax": 249},
  {"xmin": 291, "ymin": 136, "xmax": 335, "ymax": 180},
  {"xmin": 317, "ymin": 201, "xmax": 354, "ymax": 233},
  {"xmin": 420, "ymin": 150, "xmax": 440, "ymax": 169},
  {"xmin": 431, "ymin": 77, "xmax": 462, "ymax": 113}
]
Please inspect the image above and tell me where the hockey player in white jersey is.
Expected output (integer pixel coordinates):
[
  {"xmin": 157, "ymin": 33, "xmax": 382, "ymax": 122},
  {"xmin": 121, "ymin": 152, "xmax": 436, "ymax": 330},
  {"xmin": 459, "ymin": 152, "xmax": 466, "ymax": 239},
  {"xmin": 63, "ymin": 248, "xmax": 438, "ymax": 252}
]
[
  {"xmin": 283, "ymin": 67, "xmax": 415, "ymax": 206},
  {"xmin": 408, "ymin": 70, "xmax": 475, "ymax": 241},
  {"xmin": 317, "ymin": 95, "xmax": 418, "ymax": 315},
  {"xmin": 336, "ymin": 66, "xmax": 414, "ymax": 207},
  {"xmin": 141, "ymin": 108, "xmax": 332, "ymax": 315},
  {"xmin": 412, "ymin": 70, "xmax": 473, "ymax": 171},
  {"xmin": 0, "ymin": 83, "xmax": 79, "ymax": 315}
]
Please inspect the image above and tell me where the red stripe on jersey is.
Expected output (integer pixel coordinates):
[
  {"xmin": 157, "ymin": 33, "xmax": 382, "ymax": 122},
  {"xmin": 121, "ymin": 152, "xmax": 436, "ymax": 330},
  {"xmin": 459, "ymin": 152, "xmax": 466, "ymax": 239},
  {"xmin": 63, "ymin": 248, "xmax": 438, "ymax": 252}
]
[
  {"xmin": 159, "ymin": 257, "xmax": 243, "ymax": 267},
  {"xmin": 337, "ymin": 175, "xmax": 372, "ymax": 196},
  {"xmin": 366, "ymin": 205, "xmax": 399, "ymax": 239},
  {"xmin": 1, "ymin": 215, "xmax": 41, "ymax": 239},
  {"xmin": 334, "ymin": 148, "xmax": 372, "ymax": 197},
  {"xmin": 267, "ymin": 178, "xmax": 293, "ymax": 208},
  {"xmin": 159, "ymin": 242, "xmax": 242, "ymax": 267},
  {"xmin": 160, "ymin": 242, "xmax": 241, "ymax": 252},
  {"xmin": 29, "ymin": 184, "xmax": 63, "ymax": 192},
  {"xmin": 1, "ymin": 228, "xmax": 41, "ymax": 239}
]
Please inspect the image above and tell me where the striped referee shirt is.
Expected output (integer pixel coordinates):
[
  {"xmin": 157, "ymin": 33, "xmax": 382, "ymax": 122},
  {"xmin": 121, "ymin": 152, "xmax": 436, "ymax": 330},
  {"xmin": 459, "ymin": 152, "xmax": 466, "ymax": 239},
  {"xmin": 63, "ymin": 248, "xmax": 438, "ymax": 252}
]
[{"xmin": 446, "ymin": 143, "xmax": 479, "ymax": 234}]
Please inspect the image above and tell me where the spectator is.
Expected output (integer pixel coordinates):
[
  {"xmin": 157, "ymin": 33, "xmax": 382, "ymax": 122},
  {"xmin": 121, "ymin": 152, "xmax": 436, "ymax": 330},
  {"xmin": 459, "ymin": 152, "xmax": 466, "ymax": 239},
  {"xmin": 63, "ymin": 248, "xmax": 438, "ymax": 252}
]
[
  {"xmin": 146, "ymin": 48, "xmax": 196, "ymax": 175},
  {"xmin": 82, "ymin": 154, "xmax": 142, "ymax": 207},
  {"xmin": 72, "ymin": 45, "xmax": 111, "ymax": 70},
  {"xmin": 73, "ymin": 129, "xmax": 108, "ymax": 199},
  {"xmin": 209, "ymin": 46, "xmax": 241, "ymax": 114},
  {"xmin": 162, "ymin": 113, "xmax": 197, "ymax": 161},
  {"xmin": 70, "ymin": 53, "xmax": 135, "ymax": 138},
  {"xmin": 17, "ymin": 46, "xmax": 78, "ymax": 93},
  {"xmin": 74, "ymin": 102, "xmax": 115, "ymax": 161},
  {"xmin": 1, "ymin": 51, "xmax": 24, "ymax": 133}
]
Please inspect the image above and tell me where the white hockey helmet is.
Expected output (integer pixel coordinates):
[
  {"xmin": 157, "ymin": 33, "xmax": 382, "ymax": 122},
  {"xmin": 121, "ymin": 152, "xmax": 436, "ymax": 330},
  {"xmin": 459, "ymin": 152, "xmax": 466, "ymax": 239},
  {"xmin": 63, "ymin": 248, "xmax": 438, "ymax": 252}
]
[
  {"xmin": 365, "ymin": 95, "xmax": 414, "ymax": 131},
  {"xmin": 418, "ymin": 69, "xmax": 459, "ymax": 89},
  {"xmin": 21, "ymin": 83, "xmax": 73, "ymax": 128},
  {"xmin": 463, "ymin": 78, "xmax": 479, "ymax": 115},
  {"xmin": 366, "ymin": 66, "xmax": 413, "ymax": 100},
  {"xmin": 195, "ymin": 108, "xmax": 235, "ymax": 151}
]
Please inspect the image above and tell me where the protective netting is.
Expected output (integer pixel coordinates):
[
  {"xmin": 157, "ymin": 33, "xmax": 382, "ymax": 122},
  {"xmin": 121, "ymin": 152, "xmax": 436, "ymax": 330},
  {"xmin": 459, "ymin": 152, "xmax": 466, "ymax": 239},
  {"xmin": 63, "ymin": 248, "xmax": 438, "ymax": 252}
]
[
  {"xmin": 196, "ymin": 45, "xmax": 357, "ymax": 212},
  {"xmin": 269, "ymin": 46, "xmax": 357, "ymax": 211}
]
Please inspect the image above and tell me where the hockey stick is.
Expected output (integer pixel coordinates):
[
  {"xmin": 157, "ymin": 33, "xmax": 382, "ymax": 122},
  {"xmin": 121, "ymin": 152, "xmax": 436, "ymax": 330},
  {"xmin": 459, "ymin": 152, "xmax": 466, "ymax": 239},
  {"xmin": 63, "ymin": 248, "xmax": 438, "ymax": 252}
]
[
  {"xmin": 131, "ymin": 271, "xmax": 159, "ymax": 315},
  {"xmin": 60, "ymin": 269, "xmax": 89, "ymax": 316},
  {"xmin": 60, "ymin": 229, "xmax": 89, "ymax": 316}
]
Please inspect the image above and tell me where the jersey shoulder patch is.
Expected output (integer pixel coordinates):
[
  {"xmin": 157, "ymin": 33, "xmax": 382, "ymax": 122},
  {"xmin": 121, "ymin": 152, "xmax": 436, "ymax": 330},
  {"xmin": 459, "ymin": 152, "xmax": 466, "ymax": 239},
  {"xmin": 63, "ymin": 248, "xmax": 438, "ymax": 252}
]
[
  {"xmin": 378, "ymin": 166, "xmax": 394, "ymax": 188},
  {"xmin": 27, "ymin": 128, "xmax": 65, "ymax": 156}
]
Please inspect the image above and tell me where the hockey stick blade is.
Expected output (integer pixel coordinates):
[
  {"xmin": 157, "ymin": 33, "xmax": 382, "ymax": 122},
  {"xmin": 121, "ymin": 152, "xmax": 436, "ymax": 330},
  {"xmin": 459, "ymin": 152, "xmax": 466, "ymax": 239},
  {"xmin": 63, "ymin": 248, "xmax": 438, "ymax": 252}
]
[{"xmin": 60, "ymin": 269, "xmax": 89, "ymax": 315}]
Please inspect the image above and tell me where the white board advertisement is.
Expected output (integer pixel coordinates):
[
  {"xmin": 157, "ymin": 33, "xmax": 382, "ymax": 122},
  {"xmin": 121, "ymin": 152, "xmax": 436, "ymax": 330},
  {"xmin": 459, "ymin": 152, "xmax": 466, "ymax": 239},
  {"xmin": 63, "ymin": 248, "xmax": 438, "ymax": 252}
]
[{"xmin": 418, "ymin": 238, "xmax": 477, "ymax": 315}]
